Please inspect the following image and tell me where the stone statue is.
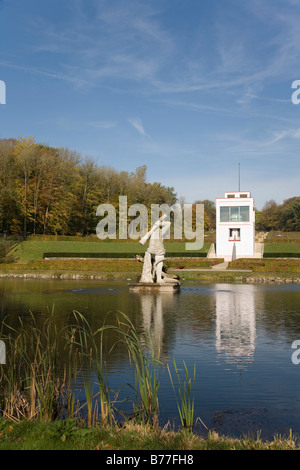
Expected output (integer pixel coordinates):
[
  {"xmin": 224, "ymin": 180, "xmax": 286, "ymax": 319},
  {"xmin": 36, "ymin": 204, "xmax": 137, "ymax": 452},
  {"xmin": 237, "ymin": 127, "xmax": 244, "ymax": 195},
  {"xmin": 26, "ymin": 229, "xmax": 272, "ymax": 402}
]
[{"xmin": 137, "ymin": 214, "xmax": 180, "ymax": 285}]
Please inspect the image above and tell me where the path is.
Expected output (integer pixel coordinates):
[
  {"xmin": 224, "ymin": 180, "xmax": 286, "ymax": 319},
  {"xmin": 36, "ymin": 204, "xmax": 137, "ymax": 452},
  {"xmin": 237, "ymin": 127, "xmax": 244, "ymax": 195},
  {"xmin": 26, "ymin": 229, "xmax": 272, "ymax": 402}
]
[{"xmin": 211, "ymin": 261, "xmax": 228, "ymax": 270}]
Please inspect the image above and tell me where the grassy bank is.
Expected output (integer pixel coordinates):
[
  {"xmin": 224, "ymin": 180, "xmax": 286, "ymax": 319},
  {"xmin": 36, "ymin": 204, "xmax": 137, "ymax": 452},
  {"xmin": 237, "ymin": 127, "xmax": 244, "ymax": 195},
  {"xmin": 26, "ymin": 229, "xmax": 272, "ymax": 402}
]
[
  {"xmin": 1, "ymin": 267, "xmax": 300, "ymax": 283},
  {"xmin": 0, "ymin": 253, "xmax": 223, "ymax": 281},
  {"xmin": 2, "ymin": 235, "xmax": 300, "ymax": 283},
  {"xmin": 0, "ymin": 418, "xmax": 298, "ymax": 450},
  {"xmin": 8, "ymin": 239, "xmax": 210, "ymax": 263},
  {"xmin": 0, "ymin": 257, "xmax": 221, "ymax": 272},
  {"xmin": 264, "ymin": 232, "xmax": 300, "ymax": 258},
  {"xmin": 229, "ymin": 258, "xmax": 300, "ymax": 273}
]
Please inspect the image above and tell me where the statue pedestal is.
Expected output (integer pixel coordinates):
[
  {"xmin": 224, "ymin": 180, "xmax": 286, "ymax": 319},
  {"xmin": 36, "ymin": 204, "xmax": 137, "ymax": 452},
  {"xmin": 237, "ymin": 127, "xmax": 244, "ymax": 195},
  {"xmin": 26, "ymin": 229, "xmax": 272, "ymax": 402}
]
[{"xmin": 129, "ymin": 282, "xmax": 180, "ymax": 293}]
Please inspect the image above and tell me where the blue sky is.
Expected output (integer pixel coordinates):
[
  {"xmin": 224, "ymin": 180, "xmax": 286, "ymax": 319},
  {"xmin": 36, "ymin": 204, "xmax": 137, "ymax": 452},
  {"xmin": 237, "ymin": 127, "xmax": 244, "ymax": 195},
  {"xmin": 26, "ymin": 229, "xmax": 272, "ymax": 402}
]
[{"xmin": 1, "ymin": 0, "xmax": 300, "ymax": 209}]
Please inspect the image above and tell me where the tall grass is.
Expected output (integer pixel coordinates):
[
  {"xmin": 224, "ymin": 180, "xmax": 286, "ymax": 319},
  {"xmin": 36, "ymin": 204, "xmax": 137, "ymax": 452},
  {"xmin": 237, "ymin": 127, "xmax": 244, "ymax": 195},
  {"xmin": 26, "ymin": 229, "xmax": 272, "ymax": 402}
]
[
  {"xmin": 0, "ymin": 310, "xmax": 65, "ymax": 422},
  {"xmin": 109, "ymin": 312, "xmax": 161, "ymax": 427},
  {"xmin": 0, "ymin": 311, "xmax": 200, "ymax": 431},
  {"xmin": 69, "ymin": 311, "xmax": 120, "ymax": 426},
  {"xmin": 168, "ymin": 360, "xmax": 196, "ymax": 430}
]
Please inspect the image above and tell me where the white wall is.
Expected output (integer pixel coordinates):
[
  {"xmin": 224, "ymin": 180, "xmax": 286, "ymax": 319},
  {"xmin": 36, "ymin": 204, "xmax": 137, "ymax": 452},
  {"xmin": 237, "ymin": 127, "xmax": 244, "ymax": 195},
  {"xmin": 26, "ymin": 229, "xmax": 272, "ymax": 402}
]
[{"xmin": 216, "ymin": 193, "xmax": 255, "ymax": 261}]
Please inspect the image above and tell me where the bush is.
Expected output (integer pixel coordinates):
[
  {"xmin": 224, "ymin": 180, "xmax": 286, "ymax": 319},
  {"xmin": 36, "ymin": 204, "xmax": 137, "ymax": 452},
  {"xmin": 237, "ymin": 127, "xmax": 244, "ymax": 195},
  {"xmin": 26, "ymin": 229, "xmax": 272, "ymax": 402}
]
[
  {"xmin": 264, "ymin": 253, "xmax": 300, "ymax": 258},
  {"xmin": 43, "ymin": 251, "xmax": 209, "ymax": 259},
  {"xmin": 229, "ymin": 258, "xmax": 300, "ymax": 272}
]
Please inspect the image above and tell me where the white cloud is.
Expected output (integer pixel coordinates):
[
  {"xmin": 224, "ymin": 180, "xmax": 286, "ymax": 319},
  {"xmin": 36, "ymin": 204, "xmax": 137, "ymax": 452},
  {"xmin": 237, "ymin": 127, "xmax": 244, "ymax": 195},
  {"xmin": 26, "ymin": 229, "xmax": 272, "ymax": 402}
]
[
  {"xmin": 128, "ymin": 117, "xmax": 149, "ymax": 137},
  {"xmin": 264, "ymin": 127, "xmax": 300, "ymax": 145}
]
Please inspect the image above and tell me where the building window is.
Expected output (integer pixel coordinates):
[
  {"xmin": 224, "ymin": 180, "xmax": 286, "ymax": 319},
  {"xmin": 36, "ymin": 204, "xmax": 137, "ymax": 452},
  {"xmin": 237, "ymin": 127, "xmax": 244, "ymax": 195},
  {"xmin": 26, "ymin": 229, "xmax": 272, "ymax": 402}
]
[
  {"xmin": 229, "ymin": 228, "xmax": 240, "ymax": 241},
  {"xmin": 239, "ymin": 206, "xmax": 249, "ymax": 221},
  {"xmin": 220, "ymin": 206, "xmax": 250, "ymax": 222},
  {"xmin": 220, "ymin": 207, "xmax": 230, "ymax": 221}
]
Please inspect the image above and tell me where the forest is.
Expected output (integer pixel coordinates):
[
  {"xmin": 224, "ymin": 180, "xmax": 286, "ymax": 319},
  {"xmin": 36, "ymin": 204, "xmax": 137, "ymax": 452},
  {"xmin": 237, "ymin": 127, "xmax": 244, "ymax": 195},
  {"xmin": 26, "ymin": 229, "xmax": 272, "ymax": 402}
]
[
  {"xmin": 0, "ymin": 137, "xmax": 178, "ymax": 237},
  {"xmin": 255, "ymin": 198, "xmax": 300, "ymax": 232},
  {"xmin": 0, "ymin": 137, "xmax": 299, "ymax": 237}
]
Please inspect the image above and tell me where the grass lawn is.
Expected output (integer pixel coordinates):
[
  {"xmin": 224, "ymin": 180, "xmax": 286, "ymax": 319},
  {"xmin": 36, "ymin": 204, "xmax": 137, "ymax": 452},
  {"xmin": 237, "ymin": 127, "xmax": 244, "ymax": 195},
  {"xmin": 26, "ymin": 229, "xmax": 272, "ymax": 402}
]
[
  {"xmin": 9, "ymin": 239, "xmax": 210, "ymax": 263},
  {"xmin": 0, "ymin": 419, "xmax": 298, "ymax": 450},
  {"xmin": 266, "ymin": 231, "xmax": 300, "ymax": 241},
  {"xmin": 264, "ymin": 243, "xmax": 300, "ymax": 254},
  {"xmin": 229, "ymin": 258, "xmax": 300, "ymax": 273},
  {"xmin": 264, "ymin": 232, "xmax": 300, "ymax": 256}
]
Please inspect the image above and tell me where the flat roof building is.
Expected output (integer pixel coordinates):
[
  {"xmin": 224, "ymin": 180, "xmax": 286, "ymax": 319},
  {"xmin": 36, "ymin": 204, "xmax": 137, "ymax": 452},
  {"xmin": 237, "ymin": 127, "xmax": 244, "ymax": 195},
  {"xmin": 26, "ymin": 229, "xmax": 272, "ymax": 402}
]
[{"xmin": 216, "ymin": 191, "xmax": 255, "ymax": 261}]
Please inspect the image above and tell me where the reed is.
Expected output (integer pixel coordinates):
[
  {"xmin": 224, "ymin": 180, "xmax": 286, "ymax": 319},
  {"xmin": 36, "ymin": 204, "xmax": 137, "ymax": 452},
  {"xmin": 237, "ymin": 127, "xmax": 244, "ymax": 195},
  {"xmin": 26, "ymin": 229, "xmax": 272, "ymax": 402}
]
[
  {"xmin": 0, "ymin": 310, "xmax": 198, "ymax": 431},
  {"xmin": 108, "ymin": 312, "xmax": 161, "ymax": 427},
  {"xmin": 0, "ymin": 311, "xmax": 66, "ymax": 422},
  {"xmin": 168, "ymin": 360, "xmax": 196, "ymax": 430},
  {"xmin": 67, "ymin": 311, "xmax": 124, "ymax": 426}
]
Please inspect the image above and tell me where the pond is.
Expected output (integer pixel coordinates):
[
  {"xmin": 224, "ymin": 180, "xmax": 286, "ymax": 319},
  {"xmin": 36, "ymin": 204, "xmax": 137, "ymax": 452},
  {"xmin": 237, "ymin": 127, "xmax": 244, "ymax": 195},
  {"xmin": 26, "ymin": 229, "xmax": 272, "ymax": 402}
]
[{"xmin": 0, "ymin": 278, "xmax": 300, "ymax": 439}]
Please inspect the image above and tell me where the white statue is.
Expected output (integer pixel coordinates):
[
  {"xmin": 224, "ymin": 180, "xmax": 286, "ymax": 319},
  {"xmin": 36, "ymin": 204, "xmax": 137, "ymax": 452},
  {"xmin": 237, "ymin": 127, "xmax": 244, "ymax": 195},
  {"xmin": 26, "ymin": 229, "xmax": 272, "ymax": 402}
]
[{"xmin": 138, "ymin": 214, "xmax": 180, "ymax": 285}]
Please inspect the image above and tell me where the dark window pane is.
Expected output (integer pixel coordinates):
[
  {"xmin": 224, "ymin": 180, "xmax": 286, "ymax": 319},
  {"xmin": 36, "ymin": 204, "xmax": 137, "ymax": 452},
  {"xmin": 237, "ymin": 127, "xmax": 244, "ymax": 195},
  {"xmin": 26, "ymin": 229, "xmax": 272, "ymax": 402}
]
[
  {"xmin": 240, "ymin": 206, "xmax": 249, "ymax": 221},
  {"xmin": 220, "ymin": 207, "xmax": 229, "ymax": 221},
  {"xmin": 230, "ymin": 206, "xmax": 239, "ymax": 221}
]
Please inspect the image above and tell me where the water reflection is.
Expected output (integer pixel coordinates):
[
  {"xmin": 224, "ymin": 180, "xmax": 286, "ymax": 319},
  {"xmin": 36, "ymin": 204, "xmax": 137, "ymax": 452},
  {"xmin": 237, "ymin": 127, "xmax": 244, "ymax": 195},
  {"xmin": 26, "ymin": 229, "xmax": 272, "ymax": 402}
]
[
  {"xmin": 1, "ymin": 279, "xmax": 300, "ymax": 436},
  {"xmin": 215, "ymin": 284, "xmax": 256, "ymax": 369},
  {"xmin": 131, "ymin": 292, "xmax": 177, "ymax": 359}
]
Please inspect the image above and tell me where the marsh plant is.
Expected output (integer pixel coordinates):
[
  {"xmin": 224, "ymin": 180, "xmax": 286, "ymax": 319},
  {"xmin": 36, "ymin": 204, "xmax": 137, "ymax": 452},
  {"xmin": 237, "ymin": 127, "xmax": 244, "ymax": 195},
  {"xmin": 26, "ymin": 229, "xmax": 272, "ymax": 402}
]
[
  {"xmin": 0, "ymin": 311, "xmax": 197, "ymax": 431},
  {"xmin": 168, "ymin": 360, "xmax": 196, "ymax": 430}
]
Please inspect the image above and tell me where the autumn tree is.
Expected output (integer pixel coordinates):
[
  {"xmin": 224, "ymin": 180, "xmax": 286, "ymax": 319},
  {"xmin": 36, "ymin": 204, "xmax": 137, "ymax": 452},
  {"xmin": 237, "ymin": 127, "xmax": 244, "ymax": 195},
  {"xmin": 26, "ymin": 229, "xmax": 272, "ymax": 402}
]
[
  {"xmin": 13, "ymin": 137, "xmax": 39, "ymax": 239},
  {"xmin": 0, "ymin": 138, "xmax": 178, "ymax": 236},
  {"xmin": 0, "ymin": 139, "xmax": 18, "ymax": 233}
]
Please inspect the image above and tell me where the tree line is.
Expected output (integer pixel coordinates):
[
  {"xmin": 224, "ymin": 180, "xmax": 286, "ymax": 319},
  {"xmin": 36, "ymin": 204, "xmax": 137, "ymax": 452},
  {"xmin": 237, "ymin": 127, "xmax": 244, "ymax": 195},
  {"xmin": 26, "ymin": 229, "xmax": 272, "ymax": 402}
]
[
  {"xmin": 1, "ymin": 137, "xmax": 298, "ymax": 238},
  {"xmin": 256, "ymin": 198, "xmax": 300, "ymax": 232},
  {"xmin": 0, "ymin": 137, "xmax": 177, "ymax": 237}
]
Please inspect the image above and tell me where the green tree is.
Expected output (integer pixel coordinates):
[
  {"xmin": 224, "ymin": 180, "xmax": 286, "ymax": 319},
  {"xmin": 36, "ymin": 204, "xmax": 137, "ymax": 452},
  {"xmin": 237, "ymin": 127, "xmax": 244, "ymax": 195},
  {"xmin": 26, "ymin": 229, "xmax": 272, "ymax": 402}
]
[
  {"xmin": 0, "ymin": 139, "xmax": 18, "ymax": 233},
  {"xmin": 257, "ymin": 200, "xmax": 280, "ymax": 231},
  {"xmin": 279, "ymin": 197, "xmax": 300, "ymax": 231},
  {"xmin": 13, "ymin": 137, "xmax": 38, "ymax": 239}
]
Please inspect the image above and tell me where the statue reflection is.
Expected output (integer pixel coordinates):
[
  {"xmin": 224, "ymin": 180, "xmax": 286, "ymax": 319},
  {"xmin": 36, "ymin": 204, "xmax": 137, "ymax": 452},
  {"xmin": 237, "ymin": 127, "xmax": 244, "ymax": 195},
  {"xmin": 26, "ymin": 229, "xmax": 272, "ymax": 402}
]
[
  {"xmin": 215, "ymin": 284, "xmax": 256, "ymax": 369},
  {"xmin": 136, "ymin": 292, "xmax": 177, "ymax": 359}
]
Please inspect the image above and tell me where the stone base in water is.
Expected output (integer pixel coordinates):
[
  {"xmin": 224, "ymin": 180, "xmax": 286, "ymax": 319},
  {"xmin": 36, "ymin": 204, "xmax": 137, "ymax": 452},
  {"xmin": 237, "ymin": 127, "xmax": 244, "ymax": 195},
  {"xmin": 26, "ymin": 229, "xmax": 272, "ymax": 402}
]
[{"xmin": 128, "ymin": 282, "xmax": 180, "ymax": 292}]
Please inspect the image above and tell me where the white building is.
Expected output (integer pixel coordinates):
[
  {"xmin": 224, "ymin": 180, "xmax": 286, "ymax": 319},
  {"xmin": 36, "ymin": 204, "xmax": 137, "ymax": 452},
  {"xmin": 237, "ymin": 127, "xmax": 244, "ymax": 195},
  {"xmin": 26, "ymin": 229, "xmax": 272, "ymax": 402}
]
[{"xmin": 216, "ymin": 191, "xmax": 255, "ymax": 261}]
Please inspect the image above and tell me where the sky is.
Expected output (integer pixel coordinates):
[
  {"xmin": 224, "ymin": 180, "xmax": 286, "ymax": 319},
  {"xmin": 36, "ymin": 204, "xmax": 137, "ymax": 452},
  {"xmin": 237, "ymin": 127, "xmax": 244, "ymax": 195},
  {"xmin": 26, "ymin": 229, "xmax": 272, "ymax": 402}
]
[{"xmin": 1, "ymin": 0, "xmax": 300, "ymax": 210}]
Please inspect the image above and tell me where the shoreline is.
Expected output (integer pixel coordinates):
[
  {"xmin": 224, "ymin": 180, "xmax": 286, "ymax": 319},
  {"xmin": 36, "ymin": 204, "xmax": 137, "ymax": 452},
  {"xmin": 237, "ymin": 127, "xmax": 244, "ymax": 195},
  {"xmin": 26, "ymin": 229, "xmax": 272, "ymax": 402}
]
[
  {"xmin": 0, "ymin": 269, "xmax": 300, "ymax": 284},
  {"xmin": 0, "ymin": 418, "xmax": 298, "ymax": 450}
]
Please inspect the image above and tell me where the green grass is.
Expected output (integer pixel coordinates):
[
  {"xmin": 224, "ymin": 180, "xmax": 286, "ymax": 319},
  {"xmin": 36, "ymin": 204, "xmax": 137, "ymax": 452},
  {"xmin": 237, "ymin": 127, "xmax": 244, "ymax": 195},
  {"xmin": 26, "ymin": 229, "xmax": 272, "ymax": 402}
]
[
  {"xmin": 0, "ymin": 419, "xmax": 298, "ymax": 450},
  {"xmin": 10, "ymin": 240, "xmax": 210, "ymax": 263},
  {"xmin": 266, "ymin": 232, "xmax": 300, "ymax": 242},
  {"xmin": 11, "ymin": 240, "xmax": 143, "ymax": 263},
  {"xmin": 264, "ymin": 242, "xmax": 300, "ymax": 252},
  {"xmin": 0, "ymin": 257, "xmax": 220, "ymax": 273},
  {"xmin": 229, "ymin": 258, "xmax": 300, "ymax": 273}
]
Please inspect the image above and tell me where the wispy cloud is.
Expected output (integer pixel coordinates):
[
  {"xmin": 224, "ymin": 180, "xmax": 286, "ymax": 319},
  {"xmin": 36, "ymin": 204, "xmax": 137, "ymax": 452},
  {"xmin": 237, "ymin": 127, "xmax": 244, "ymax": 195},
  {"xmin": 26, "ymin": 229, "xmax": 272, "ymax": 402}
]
[
  {"xmin": 263, "ymin": 127, "xmax": 300, "ymax": 146},
  {"xmin": 128, "ymin": 117, "xmax": 149, "ymax": 137},
  {"xmin": 0, "ymin": 60, "xmax": 87, "ymax": 87},
  {"xmin": 26, "ymin": 0, "xmax": 173, "ymax": 92},
  {"xmin": 7, "ymin": 0, "xmax": 300, "ymax": 104},
  {"xmin": 87, "ymin": 121, "xmax": 117, "ymax": 129}
]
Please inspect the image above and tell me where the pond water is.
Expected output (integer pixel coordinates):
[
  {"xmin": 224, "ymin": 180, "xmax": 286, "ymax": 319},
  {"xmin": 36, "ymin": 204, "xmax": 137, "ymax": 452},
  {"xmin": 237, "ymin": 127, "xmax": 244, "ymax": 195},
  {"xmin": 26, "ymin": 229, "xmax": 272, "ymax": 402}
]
[{"xmin": 1, "ymin": 278, "xmax": 300, "ymax": 439}]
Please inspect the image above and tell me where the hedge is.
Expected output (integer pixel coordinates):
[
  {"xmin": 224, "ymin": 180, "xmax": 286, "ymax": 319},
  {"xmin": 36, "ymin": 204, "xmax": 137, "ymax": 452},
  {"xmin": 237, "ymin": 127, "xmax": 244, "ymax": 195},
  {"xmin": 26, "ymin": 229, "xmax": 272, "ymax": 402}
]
[
  {"xmin": 43, "ymin": 252, "xmax": 208, "ymax": 259},
  {"xmin": 263, "ymin": 253, "xmax": 300, "ymax": 258}
]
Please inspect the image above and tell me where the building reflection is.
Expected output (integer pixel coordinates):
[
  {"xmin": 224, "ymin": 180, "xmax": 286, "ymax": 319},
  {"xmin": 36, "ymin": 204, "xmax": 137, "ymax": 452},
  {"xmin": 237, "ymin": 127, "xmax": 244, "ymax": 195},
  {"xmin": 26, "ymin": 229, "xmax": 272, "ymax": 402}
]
[{"xmin": 215, "ymin": 284, "xmax": 256, "ymax": 369}]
